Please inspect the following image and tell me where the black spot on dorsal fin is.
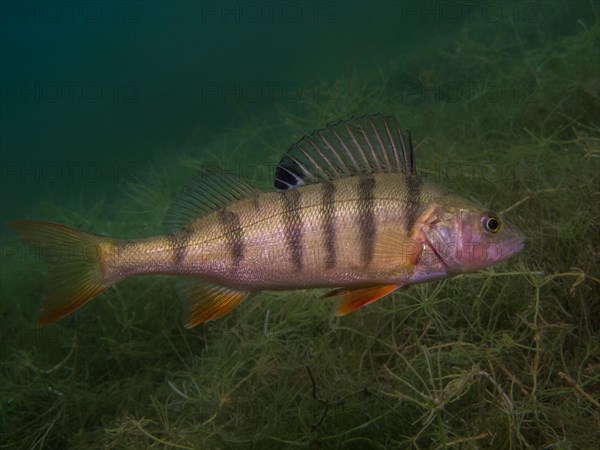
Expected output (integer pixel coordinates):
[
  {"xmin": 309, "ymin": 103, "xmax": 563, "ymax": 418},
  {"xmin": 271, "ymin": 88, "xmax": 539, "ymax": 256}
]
[{"xmin": 274, "ymin": 158, "xmax": 304, "ymax": 191}]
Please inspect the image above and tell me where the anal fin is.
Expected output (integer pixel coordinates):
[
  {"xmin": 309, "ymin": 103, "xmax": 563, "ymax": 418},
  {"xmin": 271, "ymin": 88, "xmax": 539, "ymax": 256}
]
[
  {"xmin": 323, "ymin": 284, "xmax": 401, "ymax": 316},
  {"xmin": 177, "ymin": 279, "xmax": 250, "ymax": 327}
]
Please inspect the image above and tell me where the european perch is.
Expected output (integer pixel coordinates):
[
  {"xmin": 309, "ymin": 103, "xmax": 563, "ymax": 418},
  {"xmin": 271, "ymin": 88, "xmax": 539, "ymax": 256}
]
[{"xmin": 11, "ymin": 114, "xmax": 525, "ymax": 328}]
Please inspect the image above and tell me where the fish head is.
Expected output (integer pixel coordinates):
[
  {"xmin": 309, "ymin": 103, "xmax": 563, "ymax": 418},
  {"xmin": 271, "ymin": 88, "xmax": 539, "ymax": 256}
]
[{"xmin": 421, "ymin": 197, "xmax": 525, "ymax": 274}]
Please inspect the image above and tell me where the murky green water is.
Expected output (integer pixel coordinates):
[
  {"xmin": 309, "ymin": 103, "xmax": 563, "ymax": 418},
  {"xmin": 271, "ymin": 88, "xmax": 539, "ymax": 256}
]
[{"xmin": 1, "ymin": 1, "xmax": 598, "ymax": 448}]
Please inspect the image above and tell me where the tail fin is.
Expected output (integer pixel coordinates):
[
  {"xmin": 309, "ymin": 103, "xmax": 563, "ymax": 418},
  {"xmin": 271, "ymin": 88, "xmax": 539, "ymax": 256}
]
[{"xmin": 9, "ymin": 220, "xmax": 112, "ymax": 326}]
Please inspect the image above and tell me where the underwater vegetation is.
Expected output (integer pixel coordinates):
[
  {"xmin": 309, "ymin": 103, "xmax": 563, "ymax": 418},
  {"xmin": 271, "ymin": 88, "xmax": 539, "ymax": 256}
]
[{"xmin": 1, "ymin": 3, "xmax": 599, "ymax": 449}]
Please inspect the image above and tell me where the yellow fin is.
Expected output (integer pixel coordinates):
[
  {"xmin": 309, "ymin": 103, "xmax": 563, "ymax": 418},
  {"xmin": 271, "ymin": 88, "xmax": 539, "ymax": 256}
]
[
  {"xmin": 373, "ymin": 228, "xmax": 422, "ymax": 267},
  {"xmin": 324, "ymin": 284, "xmax": 401, "ymax": 316},
  {"xmin": 9, "ymin": 220, "xmax": 111, "ymax": 326},
  {"xmin": 177, "ymin": 280, "xmax": 250, "ymax": 327}
]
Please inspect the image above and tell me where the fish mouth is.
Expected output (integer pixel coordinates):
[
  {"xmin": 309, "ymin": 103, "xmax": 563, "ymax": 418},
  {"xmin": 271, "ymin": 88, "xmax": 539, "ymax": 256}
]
[
  {"xmin": 422, "ymin": 234, "xmax": 526, "ymax": 270},
  {"xmin": 493, "ymin": 236, "xmax": 525, "ymax": 264},
  {"xmin": 512, "ymin": 236, "xmax": 526, "ymax": 254}
]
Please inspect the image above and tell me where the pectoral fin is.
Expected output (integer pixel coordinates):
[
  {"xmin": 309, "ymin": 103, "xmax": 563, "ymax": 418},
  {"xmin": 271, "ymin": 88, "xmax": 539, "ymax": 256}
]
[
  {"xmin": 323, "ymin": 284, "xmax": 401, "ymax": 316},
  {"xmin": 177, "ymin": 279, "xmax": 250, "ymax": 328},
  {"xmin": 373, "ymin": 228, "xmax": 422, "ymax": 268}
]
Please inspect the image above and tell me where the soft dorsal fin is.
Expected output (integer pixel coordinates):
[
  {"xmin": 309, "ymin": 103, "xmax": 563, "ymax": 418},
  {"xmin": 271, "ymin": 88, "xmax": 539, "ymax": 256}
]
[
  {"xmin": 164, "ymin": 165, "xmax": 261, "ymax": 232},
  {"xmin": 274, "ymin": 114, "xmax": 416, "ymax": 191}
]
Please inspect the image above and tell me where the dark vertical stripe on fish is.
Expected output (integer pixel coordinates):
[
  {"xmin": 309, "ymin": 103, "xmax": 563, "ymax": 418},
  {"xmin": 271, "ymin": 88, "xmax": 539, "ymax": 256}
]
[
  {"xmin": 281, "ymin": 189, "xmax": 303, "ymax": 271},
  {"xmin": 114, "ymin": 239, "xmax": 135, "ymax": 254},
  {"xmin": 173, "ymin": 226, "xmax": 194, "ymax": 269},
  {"xmin": 114, "ymin": 239, "xmax": 136, "ymax": 273},
  {"xmin": 358, "ymin": 176, "xmax": 376, "ymax": 266},
  {"xmin": 251, "ymin": 195, "xmax": 261, "ymax": 212},
  {"xmin": 218, "ymin": 209, "xmax": 245, "ymax": 269},
  {"xmin": 403, "ymin": 175, "xmax": 423, "ymax": 233},
  {"xmin": 321, "ymin": 181, "xmax": 336, "ymax": 269}
]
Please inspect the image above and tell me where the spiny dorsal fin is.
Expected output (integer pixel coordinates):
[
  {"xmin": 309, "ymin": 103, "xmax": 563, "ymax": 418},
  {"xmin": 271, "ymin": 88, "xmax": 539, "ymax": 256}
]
[
  {"xmin": 274, "ymin": 114, "xmax": 416, "ymax": 191},
  {"xmin": 164, "ymin": 165, "xmax": 261, "ymax": 232}
]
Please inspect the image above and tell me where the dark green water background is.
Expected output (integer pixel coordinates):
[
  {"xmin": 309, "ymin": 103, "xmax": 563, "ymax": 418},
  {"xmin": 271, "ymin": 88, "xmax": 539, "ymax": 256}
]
[
  {"xmin": 1, "ymin": 2, "xmax": 599, "ymax": 448},
  {"xmin": 2, "ymin": 1, "xmax": 597, "ymax": 226},
  {"xmin": 0, "ymin": 0, "xmax": 452, "ymax": 224}
]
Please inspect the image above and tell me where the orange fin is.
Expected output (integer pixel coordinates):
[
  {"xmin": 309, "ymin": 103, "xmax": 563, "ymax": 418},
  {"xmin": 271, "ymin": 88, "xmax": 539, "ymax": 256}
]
[
  {"xmin": 373, "ymin": 228, "xmax": 422, "ymax": 267},
  {"xmin": 323, "ymin": 284, "xmax": 401, "ymax": 316},
  {"xmin": 9, "ymin": 220, "xmax": 111, "ymax": 326},
  {"xmin": 177, "ymin": 280, "xmax": 250, "ymax": 327}
]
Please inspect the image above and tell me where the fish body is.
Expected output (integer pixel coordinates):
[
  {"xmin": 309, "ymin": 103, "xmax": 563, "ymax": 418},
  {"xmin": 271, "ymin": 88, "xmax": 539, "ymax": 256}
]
[
  {"xmin": 11, "ymin": 114, "xmax": 525, "ymax": 327},
  {"xmin": 105, "ymin": 174, "xmax": 440, "ymax": 289}
]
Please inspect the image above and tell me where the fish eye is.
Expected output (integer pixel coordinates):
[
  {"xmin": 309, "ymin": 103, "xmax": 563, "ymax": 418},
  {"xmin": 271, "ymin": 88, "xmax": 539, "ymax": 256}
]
[{"xmin": 482, "ymin": 213, "xmax": 501, "ymax": 234}]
